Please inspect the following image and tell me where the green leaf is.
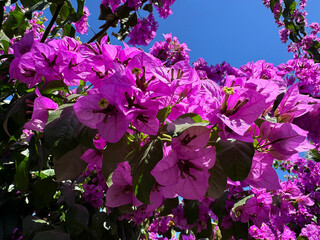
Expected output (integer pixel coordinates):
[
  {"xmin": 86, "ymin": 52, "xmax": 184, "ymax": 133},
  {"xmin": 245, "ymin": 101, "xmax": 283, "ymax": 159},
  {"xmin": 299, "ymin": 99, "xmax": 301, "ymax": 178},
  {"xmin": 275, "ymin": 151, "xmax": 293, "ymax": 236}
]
[
  {"xmin": 50, "ymin": 1, "xmax": 76, "ymax": 25},
  {"xmin": 20, "ymin": 0, "xmax": 43, "ymax": 9},
  {"xmin": 33, "ymin": 231, "xmax": 70, "ymax": 240},
  {"xmin": 3, "ymin": 91, "xmax": 35, "ymax": 137},
  {"xmin": 0, "ymin": 31, "xmax": 10, "ymax": 54},
  {"xmin": 41, "ymin": 80, "xmax": 69, "ymax": 95},
  {"xmin": 22, "ymin": 215, "xmax": 48, "ymax": 236},
  {"xmin": 63, "ymin": 23, "xmax": 75, "ymax": 37},
  {"xmin": 116, "ymin": 5, "xmax": 132, "ymax": 19},
  {"xmin": 183, "ymin": 199, "xmax": 199, "ymax": 225},
  {"xmin": 158, "ymin": 197, "xmax": 179, "ymax": 216},
  {"xmin": 231, "ymin": 194, "xmax": 254, "ymax": 214},
  {"xmin": 33, "ymin": 169, "xmax": 55, "ymax": 179},
  {"xmin": 126, "ymin": 12, "xmax": 137, "ymax": 27},
  {"xmin": 48, "ymin": 0, "xmax": 65, "ymax": 4},
  {"xmin": 177, "ymin": 113, "xmax": 203, "ymax": 123},
  {"xmin": 102, "ymin": 137, "xmax": 131, "ymax": 179},
  {"xmin": 210, "ymin": 191, "xmax": 228, "ymax": 218},
  {"xmin": 30, "ymin": 177, "xmax": 58, "ymax": 210},
  {"xmin": 207, "ymin": 159, "xmax": 227, "ymax": 199},
  {"xmin": 60, "ymin": 184, "xmax": 77, "ymax": 206},
  {"xmin": 131, "ymin": 138, "xmax": 163, "ymax": 204},
  {"xmin": 142, "ymin": 3, "xmax": 153, "ymax": 13},
  {"xmin": 98, "ymin": 4, "xmax": 113, "ymax": 21},
  {"xmin": 91, "ymin": 212, "xmax": 108, "ymax": 228},
  {"xmin": 53, "ymin": 145, "xmax": 88, "ymax": 181},
  {"xmin": 2, "ymin": 5, "xmax": 28, "ymax": 38},
  {"xmin": 156, "ymin": 106, "xmax": 171, "ymax": 123},
  {"xmin": 74, "ymin": 125, "xmax": 98, "ymax": 149},
  {"xmin": 169, "ymin": 122, "xmax": 209, "ymax": 137},
  {"xmin": 233, "ymin": 221, "xmax": 248, "ymax": 240},
  {"xmin": 66, "ymin": 204, "xmax": 89, "ymax": 236},
  {"xmin": 24, "ymin": 0, "xmax": 51, "ymax": 20},
  {"xmin": 215, "ymin": 139, "xmax": 254, "ymax": 181},
  {"xmin": 2, "ymin": 0, "xmax": 18, "ymax": 7},
  {"xmin": 46, "ymin": 103, "xmax": 73, "ymax": 125},
  {"xmin": 76, "ymin": 0, "xmax": 85, "ymax": 19},
  {"xmin": 297, "ymin": 236, "xmax": 309, "ymax": 240},
  {"xmin": 194, "ymin": 218, "xmax": 213, "ymax": 239},
  {"xmin": 43, "ymin": 106, "xmax": 82, "ymax": 160},
  {"xmin": 14, "ymin": 153, "xmax": 29, "ymax": 192}
]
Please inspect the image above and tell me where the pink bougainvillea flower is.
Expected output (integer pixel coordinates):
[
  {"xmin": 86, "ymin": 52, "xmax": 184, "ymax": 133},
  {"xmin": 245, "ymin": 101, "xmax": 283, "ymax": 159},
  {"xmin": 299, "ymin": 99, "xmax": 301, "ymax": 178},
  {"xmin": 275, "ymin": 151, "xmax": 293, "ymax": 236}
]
[
  {"xmin": 106, "ymin": 162, "xmax": 142, "ymax": 208},
  {"xmin": 275, "ymin": 83, "xmax": 313, "ymax": 122},
  {"xmin": 130, "ymin": 98, "xmax": 160, "ymax": 135},
  {"xmin": 81, "ymin": 149, "xmax": 103, "ymax": 168},
  {"xmin": 151, "ymin": 147, "xmax": 215, "ymax": 200},
  {"xmin": 24, "ymin": 88, "xmax": 58, "ymax": 132},
  {"xmin": 31, "ymin": 42, "xmax": 59, "ymax": 77},
  {"xmin": 245, "ymin": 152, "xmax": 281, "ymax": 190},
  {"xmin": 73, "ymin": 6, "xmax": 90, "ymax": 35},
  {"xmin": 171, "ymin": 126, "xmax": 211, "ymax": 153},
  {"xmin": 233, "ymin": 192, "xmax": 273, "ymax": 227},
  {"xmin": 293, "ymin": 102, "xmax": 320, "ymax": 144},
  {"xmin": 12, "ymin": 31, "xmax": 34, "ymax": 57},
  {"xmin": 260, "ymin": 121, "xmax": 314, "ymax": 159},
  {"xmin": 73, "ymin": 85, "xmax": 133, "ymax": 143},
  {"xmin": 209, "ymin": 87, "xmax": 267, "ymax": 138},
  {"xmin": 245, "ymin": 77, "xmax": 280, "ymax": 112},
  {"xmin": 93, "ymin": 134, "xmax": 107, "ymax": 149},
  {"xmin": 10, "ymin": 52, "xmax": 43, "ymax": 87}
]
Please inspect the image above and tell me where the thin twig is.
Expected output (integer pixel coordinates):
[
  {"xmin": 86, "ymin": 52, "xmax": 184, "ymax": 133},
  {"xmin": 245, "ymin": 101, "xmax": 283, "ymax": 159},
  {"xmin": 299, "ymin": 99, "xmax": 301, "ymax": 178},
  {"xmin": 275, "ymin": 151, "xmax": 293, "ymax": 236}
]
[
  {"xmin": 40, "ymin": 2, "xmax": 64, "ymax": 43},
  {"xmin": 87, "ymin": 15, "xmax": 118, "ymax": 43}
]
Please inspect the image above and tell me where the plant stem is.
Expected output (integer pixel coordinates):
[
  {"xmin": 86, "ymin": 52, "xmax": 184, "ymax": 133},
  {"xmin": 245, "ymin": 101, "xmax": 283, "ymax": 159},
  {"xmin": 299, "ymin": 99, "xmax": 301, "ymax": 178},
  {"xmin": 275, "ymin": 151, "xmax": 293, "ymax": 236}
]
[
  {"xmin": 87, "ymin": 15, "xmax": 118, "ymax": 43},
  {"xmin": 0, "ymin": 4, "xmax": 4, "ymax": 32},
  {"xmin": 40, "ymin": 2, "xmax": 64, "ymax": 43}
]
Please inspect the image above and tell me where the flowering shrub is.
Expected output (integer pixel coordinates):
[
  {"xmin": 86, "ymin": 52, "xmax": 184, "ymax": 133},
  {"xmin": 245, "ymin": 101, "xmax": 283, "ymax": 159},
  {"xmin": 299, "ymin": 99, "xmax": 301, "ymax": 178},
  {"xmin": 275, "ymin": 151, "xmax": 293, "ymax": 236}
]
[{"xmin": 0, "ymin": 0, "xmax": 320, "ymax": 239}]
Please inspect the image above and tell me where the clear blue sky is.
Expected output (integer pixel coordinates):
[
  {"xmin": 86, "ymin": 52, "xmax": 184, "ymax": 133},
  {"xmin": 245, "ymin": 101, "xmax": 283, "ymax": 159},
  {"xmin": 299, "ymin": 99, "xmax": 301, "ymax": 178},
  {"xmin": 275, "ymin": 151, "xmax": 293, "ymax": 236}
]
[{"xmin": 81, "ymin": 0, "xmax": 320, "ymax": 68}]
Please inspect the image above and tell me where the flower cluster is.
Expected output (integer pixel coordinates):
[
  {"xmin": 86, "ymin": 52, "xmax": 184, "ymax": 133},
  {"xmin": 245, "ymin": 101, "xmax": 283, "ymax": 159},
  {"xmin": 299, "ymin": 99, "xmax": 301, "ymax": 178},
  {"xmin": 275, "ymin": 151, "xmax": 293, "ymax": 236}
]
[
  {"xmin": 3, "ymin": 1, "xmax": 320, "ymax": 238},
  {"xmin": 127, "ymin": 13, "xmax": 158, "ymax": 46},
  {"xmin": 73, "ymin": 6, "xmax": 90, "ymax": 35},
  {"xmin": 150, "ymin": 33, "xmax": 190, "ymax": 66},
  {"xmin": 7, "ymin": 30, "xmax": 320, "ymax": 238},
  {"xmin": 263, "ymin": 0, "xmax": 320, "ymax": 59}
]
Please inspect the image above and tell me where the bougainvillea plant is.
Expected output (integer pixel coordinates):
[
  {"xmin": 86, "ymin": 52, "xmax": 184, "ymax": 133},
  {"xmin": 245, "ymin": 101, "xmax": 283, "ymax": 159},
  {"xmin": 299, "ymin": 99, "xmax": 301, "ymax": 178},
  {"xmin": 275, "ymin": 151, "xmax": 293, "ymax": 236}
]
[{"xmin": 0, "ymin": 0, "xmax": 320, "ymax": 239}]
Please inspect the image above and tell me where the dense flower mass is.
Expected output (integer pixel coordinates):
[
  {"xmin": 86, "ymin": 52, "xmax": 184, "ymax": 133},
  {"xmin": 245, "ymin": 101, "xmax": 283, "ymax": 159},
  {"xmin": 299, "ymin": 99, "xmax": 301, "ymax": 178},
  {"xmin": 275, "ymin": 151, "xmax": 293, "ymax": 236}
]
[
  {"xmin": 1, "ymin": 1, "xmax": 320, "ymax": 240},
  {"xmin": 127, "ymin": 13, "xmax": 158, "ymax": 46}
]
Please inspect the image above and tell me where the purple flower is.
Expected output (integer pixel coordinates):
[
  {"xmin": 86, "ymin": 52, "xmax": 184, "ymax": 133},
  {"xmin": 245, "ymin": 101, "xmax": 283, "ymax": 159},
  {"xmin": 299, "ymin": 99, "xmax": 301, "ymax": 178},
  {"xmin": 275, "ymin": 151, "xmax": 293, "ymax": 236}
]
[
  {"xmin": 260, "ymin": 121, "xmax": 314, "ymax": 159},
  {"xmin": 74, "ymin": 6, "xmax": 90, "ymax": 35},
  {"xmin": 154, "ymin": 0, "xmax": 176, "ymax": 19},
  {"xmin": 24, "ymin": 88, "xmax": 58, "ymax": 132},
  {"xmin": 73, "ymin": 87, "xmax": 133, "ymax": 143},
  {"xmin": 294, "ymin": 102, "xmax": 320, "ymax": 144},
  {"xmin": 149, "ymin": 33, "xmax": 190, "ymax": 66},
  {"xmin": 127, "ymin": 14, "xmax": 158, "ymax": 46},
  {"xmin": 83, "ymin": 184, "xmax": 104, "ymax": 208},
  {"xmin": 12, "ymin": 31, "xmax": 34, "ymax": 57},
  {"xmin": 151, "ymin": 142, "xmax": 215, "ymax": 200},
  {"xmin": 10, "ymin": 52, "xmax": 43, "ymax": 87},
  {"xmin": 81, "ymin": 149, "xmax": 103, "ymax": 168},
  {"xmin": 242, "ymin": 193, "xmax": 272, "ymax": 227},
  {"xmin": 209, "ymin": 87, "xmax": 267, "ymax": 138},
  {"xmin": 245, "ymin": 152, "xmax": 281, "ymax": 190},
  {"xmin": 275, "ymin": 83, "xmax": 313, "ymax": 122},
  {"xmin": 300, "ymin": 223, "xmax": 320, "ymax": 240},
  {"xmin": 106, "ymin": 162, "xmax": 142, "ymax": 207}
]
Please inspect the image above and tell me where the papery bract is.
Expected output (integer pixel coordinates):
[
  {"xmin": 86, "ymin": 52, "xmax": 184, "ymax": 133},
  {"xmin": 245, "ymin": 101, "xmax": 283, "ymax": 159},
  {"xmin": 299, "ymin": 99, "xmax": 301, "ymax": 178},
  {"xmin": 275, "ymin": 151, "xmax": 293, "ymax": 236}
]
[{"xmin": 106, "ymin": 162, "xmax": 142, "ymax": 208}]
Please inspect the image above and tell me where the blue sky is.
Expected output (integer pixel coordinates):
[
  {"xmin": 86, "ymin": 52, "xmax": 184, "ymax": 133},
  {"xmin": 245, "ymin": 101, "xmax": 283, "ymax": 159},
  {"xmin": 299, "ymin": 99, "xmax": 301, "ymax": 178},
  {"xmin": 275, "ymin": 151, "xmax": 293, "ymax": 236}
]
[{"xmin": 82, "ymin": 0, "xmax": 320, "ymax": 68}]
